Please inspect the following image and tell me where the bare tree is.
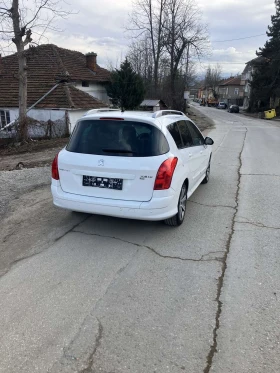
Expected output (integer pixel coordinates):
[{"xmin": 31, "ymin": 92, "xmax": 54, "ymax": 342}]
[
  {"xmin": 0, "ymin": 0, "xmax": 74, "ymax": 141},
  {"xmin": 205, "ymin": 64, "xmax": 222, "ymax": 99},
  {"xmin": 128, "ymin": 0, "xmax": 167, "ymax": 94},
  {"xmin": 127, "ymin": 36, "xmax": 153, "ymax": 79},
  {"xmin": 163, "ymin": 0, "xmax": 209, "ymax": 108},
  {"xmin": 126, "ymin": 0, "xmax": 209, "ymax": 109}
]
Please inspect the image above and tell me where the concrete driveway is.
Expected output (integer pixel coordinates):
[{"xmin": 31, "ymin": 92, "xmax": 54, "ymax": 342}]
[{"xmin": 0, "ymin": 107, "xmax": 279, "ymax": 373}]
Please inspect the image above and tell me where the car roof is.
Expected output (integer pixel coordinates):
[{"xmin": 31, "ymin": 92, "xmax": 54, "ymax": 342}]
[{"xmin": 80, "ymin": 110, "xmax": 189, "ymax": 129}]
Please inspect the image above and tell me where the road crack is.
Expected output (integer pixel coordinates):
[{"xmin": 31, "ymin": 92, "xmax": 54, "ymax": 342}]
[
  {"xmin": 73, "ymin": 230, "xmax": 223, "ymax": 263},
  {"xmin": 0, "ymin": 214, "xmax": 91, "ymax": 279},
  {"xmin": 241, "ymin": 173, "xmax": 280, "ymax": 177},
  {"xmin": 58, "ymin": 247, "xmax": 140, "ymax": 373},
  {"xmin": 79, "ymin": 318, "xmax": 103, "ymax": 373},
  {"xmin": 203, "ymin": 127, "xmax": 248, "ymax": 373},
  {"xmin": 236, "ymin": 220, "xmax": 280, "ymax": 231}
]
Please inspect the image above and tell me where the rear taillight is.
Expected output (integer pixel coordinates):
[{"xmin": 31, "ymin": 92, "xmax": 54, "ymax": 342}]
[
  {"xmin": 154, "ymin": 157, "xmax": 178, "ymax": 190},
  {"xmin": 52, "ymin": 153, "xmax": 59, "ymax": 180}
]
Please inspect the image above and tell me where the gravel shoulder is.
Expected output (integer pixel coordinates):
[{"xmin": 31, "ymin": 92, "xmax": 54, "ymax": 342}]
[
  {"xmin": 186, "ymin": 104, "xmax": 215, "ymax": 132},
  {"xmin": 0, "ymin": 167, "xmax": 87, "ymax": 277}
]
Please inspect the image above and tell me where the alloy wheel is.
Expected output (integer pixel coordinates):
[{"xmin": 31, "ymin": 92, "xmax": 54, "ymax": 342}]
[
  {"xmin": 179, "ymin": 184, "xmax": 187, "ymax": 221},
  {"xmin": 205, "ymin": 163, "xmax": 210, "ymax": 182}
]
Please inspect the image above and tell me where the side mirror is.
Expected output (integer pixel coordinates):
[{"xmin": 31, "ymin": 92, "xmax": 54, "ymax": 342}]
[{"xmin": 204, "ymin": 137, "xmax": 214, "ymax": 145}]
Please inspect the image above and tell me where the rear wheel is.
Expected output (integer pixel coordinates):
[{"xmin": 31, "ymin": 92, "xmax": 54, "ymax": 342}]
[
  {"xmin": 202, "ymin": 159, "xmax": 211, "ymax": 184},
  {"xmin": 164, "ymin": 183, "xmax": 187, "ymax": 227}
]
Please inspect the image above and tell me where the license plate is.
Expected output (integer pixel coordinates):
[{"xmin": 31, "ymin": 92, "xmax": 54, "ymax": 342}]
[{"xmin": 83, "ymin": 176, "xmax": 123, "ymax": 190}]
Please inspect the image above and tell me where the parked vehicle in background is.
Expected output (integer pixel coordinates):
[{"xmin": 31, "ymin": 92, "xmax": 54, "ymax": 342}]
[
  {"xmin": 200, "ymin": 98, "xmax": 218, "ymax": 107},
  {"xmin": 228, "ymin": 104, "xmax": 239, "ymax": 113},
  {"xmin": 217, "ymin": 102, "xmax": 227, "ymax": 109},
  {"xmin": 51, "ymin": 110, "xmax": 214, "ymax": 226},
  {"xmin": 207, "ymin": 98, "xmax": 218, "ymax": 107},
  {"xmin": 200, "ymin": 99, "xmax": 205, "ymax": 106}
]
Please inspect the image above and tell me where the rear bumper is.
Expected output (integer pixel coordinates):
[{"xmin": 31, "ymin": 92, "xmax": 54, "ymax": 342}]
[{"xmin": 51, "ymin": 182, "xmax": 177, "ymax": 221}]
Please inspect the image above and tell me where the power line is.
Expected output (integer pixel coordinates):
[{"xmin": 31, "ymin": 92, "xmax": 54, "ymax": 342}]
[
  {"xmin": 201, "ymin": 62, "xmax": 248, "ymax": 64},
  {"xmin": 212, "ymin": 33, "xmax": 266, "ymax": 43}
]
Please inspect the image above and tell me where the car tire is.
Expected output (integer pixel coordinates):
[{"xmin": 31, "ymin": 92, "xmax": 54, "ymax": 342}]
[
  {"xmin": 201, "ymin": 158, "xmax": 211, "ymax": 184},
  {"xmin": 164, "ymin": 182, "xmax": 187, "ymax": 227}
]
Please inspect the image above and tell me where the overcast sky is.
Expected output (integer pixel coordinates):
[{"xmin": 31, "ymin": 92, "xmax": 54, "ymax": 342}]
[{"xmin": 2, "ymin": 0, "xmax": 276, "ymax": 77}]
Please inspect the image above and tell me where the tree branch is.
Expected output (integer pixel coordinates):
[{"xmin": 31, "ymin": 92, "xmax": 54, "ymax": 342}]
[{"xmin": 24, "ymin": 0, "xmax": 49, "ymax": 28}]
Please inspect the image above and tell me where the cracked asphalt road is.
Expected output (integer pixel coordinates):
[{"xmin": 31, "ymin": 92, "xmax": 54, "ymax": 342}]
[{"xmin": 0, "ymin": 106, "xmax": 280, "ymax": 373}]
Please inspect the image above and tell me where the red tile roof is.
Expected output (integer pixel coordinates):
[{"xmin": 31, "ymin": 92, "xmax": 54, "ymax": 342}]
[
  {"xmin": 32, "ymin": 84, "xmax": 108, "ymax": 109},
  {"xmin": 0, "ymin": 44, "xmax": 110, "ymax": 109},
  {"xmin": 219, "ymin": 76, "xmax": 241, "ymax": 86}
]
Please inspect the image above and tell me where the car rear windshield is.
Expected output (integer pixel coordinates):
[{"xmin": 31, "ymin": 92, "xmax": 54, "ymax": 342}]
[{"xmin": 66, "ymin": 119, "xmax": 169, "ymax": 157}]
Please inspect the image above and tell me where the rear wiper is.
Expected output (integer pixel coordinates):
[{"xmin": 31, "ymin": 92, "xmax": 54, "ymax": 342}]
[{"xmin": 102, "ymin": 148, "xmax": 136, "ymax": 154}]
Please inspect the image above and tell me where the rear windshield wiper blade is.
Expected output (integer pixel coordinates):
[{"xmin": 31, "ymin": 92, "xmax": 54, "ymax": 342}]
[{"xmin": 102, "ymin": 148, "xmax": 136, "ymax": 154}]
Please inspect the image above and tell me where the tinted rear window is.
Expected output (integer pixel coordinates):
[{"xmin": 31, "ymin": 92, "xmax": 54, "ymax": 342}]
[{"xmin": 67, "ymin": 119, "xmax": 169, "ymax": 157}]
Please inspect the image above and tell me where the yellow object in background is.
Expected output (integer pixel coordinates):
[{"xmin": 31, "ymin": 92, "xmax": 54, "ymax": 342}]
[{"xmin": 264, "ymin": 109, "xmax": 276, "ymax": 119}]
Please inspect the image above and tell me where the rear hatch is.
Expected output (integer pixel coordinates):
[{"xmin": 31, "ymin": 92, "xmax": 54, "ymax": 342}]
[{"xmin": 58, "ymin": 118, "xmax": 170, "ymax": 202}]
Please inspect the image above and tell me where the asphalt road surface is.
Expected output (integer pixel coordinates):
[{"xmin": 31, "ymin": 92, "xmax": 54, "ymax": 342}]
[{"xmin": 0, "ymin": 107, "xmax": 279, "ymax": 373}]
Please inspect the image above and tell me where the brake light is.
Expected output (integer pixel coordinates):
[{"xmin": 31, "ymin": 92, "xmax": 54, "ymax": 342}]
[
  {"xmin": 52, "ymin": 153, "xmax": 59, "ymax": 180},
  {"xmin": 99, "ymin": 117, "xmax": 124, "ymax": 120},
  {"xmin": 154, "ymin": 157, "xmax": 178, "ymax": 190}
]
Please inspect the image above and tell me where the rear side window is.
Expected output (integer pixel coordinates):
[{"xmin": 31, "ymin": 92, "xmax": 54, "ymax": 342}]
[
  {"xmin": 177, "ymin": 121, "xmax": 193, "ymax": 148},
  {"xmin": 66, "ymin": 119, "xmax": 169, "ymax": 157},
  {"xmin": 186, "ymin": 121, "xmax": 204, "ymax": 146},
  {"xmin": 167, "ymin": 123, "xmax": 183, "ymax": 148}
]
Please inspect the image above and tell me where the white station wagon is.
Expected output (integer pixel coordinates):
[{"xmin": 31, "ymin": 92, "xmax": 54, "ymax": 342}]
[{"xmin": 51, "ymin": 110, "xmax": 214, "ymax": 226}]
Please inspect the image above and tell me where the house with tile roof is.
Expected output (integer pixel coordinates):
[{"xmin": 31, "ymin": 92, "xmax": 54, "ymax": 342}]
[
  {"xmin": 0, "ymin": 44, "xmax": 111, "ymax": 137},
  {"xmin": 240, "ymin": 57, "xmax": 267, "ymax": 110},
  {"xmin": 218, "ymin": 76, "xmax": 244, "ymax": 106}
]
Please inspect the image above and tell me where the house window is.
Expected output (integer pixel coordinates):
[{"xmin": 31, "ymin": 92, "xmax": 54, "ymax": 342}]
[
  {"xmin": 234, "ymin": 88, "xmax": 239, "ymax": 95},
  {"xmin": 82, "ymin": 81, "xmax": 90, "ymax": 87},
  {"xmin": 0, "ymin": 110, "xmax": 10, "ymax": 129}
]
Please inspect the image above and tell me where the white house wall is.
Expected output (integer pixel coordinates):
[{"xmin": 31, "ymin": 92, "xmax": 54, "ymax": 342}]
[
  {"xmin": 1, "ymin": 108, "xmax": 65, "ymax": 122},
  {"xmin": 75, "ymin": 82, "xmax": 109, "ymax": 103},
  {"xmin": 0, "ymin": 107, "xmax": 93, "ymax": 138},
  {"xmin": 0, "ymin": 108, "xmax": 68, "ymax": 138}
]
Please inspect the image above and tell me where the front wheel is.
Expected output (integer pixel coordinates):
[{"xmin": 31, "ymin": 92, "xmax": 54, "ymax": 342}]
[{"xmin": 164, "ymin": 183, "xmax": 187, "ymax": 227}]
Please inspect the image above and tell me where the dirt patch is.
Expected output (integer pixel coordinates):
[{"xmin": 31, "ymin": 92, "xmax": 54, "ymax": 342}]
[
  {"xmin": 0, "ymin": 138, "xmax": 68, "ymax": 171},
  {"xmin": 0, "ymin": 137, "xmax": 68, "ymax": 155},
  {"xmin": 186, "ymin": 106, "xmax": 215, "ymax": 132}
]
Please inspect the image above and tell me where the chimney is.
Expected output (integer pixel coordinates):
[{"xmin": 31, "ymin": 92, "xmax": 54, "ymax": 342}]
[{"xmin": 86, "ymin": 52, "xmax": 97, "ymax": 72}]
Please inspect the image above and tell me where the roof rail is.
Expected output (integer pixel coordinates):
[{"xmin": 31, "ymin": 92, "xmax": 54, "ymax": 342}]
[{"xmin": 152, "ymin": 110, "xmax": 185, "ymax": 118}]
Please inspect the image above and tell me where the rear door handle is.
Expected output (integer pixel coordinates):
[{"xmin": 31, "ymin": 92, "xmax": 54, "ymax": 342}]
[
  {"xmin": 200, "ymin": 151, "xmax": 203, "ymax": 154},
  {"xmin": 189, "ymin": 153, "xmax": 192, "ymax": 158}
]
